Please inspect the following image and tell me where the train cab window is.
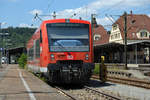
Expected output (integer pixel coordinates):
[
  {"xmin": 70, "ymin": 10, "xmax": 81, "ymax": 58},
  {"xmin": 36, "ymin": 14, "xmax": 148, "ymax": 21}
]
[
  {"xmin": 46, "ymin": 23, "xmax": 90, "ymax": 52},
  {"xmin": 40, "ymin": 30, "xmax": 42, "ymax": 43}
]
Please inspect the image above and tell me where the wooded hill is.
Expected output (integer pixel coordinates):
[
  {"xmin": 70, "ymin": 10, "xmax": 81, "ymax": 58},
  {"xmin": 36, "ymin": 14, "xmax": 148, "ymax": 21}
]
[{"xmin": 0, "ymin": 27, "xmax": 36, "ymax": 49}]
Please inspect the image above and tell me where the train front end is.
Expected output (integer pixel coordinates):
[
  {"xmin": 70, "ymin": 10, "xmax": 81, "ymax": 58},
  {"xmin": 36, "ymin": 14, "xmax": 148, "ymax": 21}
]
[{"xmin": 45, "ymin": 19, "xmax": 94, "ymax": 84}]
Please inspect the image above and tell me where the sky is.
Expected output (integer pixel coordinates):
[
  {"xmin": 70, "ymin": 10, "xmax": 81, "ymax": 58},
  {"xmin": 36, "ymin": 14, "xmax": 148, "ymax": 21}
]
[{"xmin": 0, "ymin": 0, "xmax": 150, "ymax": 29}]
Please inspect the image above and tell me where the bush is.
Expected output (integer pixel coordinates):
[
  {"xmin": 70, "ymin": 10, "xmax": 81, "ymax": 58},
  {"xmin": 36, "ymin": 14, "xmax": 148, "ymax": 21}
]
[
  {"xmin": 18, "ymin": 53, "xmax": 27, "ymax": 69},
  {"xmin": 93, "ymin": 63, "xmax": 99, "ymax": 74}
]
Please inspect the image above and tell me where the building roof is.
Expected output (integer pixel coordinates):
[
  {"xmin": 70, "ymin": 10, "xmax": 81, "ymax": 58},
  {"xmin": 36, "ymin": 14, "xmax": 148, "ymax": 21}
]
[
  {"xmin": 115, "ymin": 13, "xmax": 150, "ymax": 40},
  {"xmin": 127, "ymin": 39, "xmax": 150, "ymax": 46},
  {"xmin": 93, "ymin": 25, "xmax": 109, "ymax": 46},
  {"xmin": 95, "ymin": 40, "xmax": 150, "ymax": 49}
]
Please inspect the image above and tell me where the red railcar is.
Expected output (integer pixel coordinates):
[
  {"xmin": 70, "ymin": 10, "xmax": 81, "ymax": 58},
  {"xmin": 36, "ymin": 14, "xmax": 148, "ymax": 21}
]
[{"xmin": 27, "ymin": 19, "xmax": 94, "ymax": 84}]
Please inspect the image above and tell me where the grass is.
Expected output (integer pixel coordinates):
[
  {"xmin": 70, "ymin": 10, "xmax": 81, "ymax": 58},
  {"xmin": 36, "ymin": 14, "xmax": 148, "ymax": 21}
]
[
  {"xmin": 36, "ymin": 73, "xmax": 47, "ymax": 82},
  {"xmin": 93, "ymin": 63, "xmax": 100, "ymax": 75},
  {"xmin": 24, "ymin": 65, "xmax": 47, "ymax": 82}
]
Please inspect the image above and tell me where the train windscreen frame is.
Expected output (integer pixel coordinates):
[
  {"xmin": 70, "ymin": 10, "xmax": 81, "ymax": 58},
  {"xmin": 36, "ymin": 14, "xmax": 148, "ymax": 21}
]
[{"xmin": 46, "ymin": 23, "xmax": 90, "ymax": 52}]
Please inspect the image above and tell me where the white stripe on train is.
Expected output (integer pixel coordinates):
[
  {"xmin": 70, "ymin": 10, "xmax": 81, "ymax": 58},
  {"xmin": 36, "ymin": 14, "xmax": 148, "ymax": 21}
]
[{"xmin": 27, "ymin": 64, "xmax": 47, "ymax": 73}]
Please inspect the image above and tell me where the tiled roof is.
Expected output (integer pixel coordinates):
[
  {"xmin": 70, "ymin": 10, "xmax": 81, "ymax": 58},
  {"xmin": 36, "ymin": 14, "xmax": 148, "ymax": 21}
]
[
  {"xmin": 115, "ymin": 14, "xmax": 150, "ymax": 40},
  {"xmin": 93, "ymin": 25, "xmax": 109, "ymax": 45}
]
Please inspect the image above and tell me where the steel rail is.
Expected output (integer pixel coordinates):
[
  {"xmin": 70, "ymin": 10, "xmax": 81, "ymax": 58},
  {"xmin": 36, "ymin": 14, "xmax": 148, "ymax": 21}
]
[
  {"xmin": 92, "ymin": 75, "xmax": 150, "ymax": 89},
  {"xmin": 54, "ymin": 86, "xmax": 78, "ymax": 100},
  {"xmin": 84, "ymin": 86, "xmax": 122, "ymax": 100},
  {"xmin": 107, "ymin": 77, "xmax": 150, "ymax": 89}
]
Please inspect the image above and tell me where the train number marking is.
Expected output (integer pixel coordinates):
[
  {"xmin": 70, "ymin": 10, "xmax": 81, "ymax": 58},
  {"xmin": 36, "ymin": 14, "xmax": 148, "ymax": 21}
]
[{"xmin": 67, "ymin": 55, "xmax": 73, "ymax": 59}]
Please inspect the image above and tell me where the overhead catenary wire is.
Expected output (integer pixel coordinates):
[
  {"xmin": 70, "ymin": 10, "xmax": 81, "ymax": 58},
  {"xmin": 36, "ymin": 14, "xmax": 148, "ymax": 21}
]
[
  {"xmin": 96, "ymin": 0, "xmax": 125, "ymax": 17},
  {"xmin": 32, "ymin": 11, "xmax": 59, "ymax": 22},
  {"xmin": 45, "ymin": 0, "xmax": 55, "ymax": 14},
  {"xmin": 105, "ymin": 14, "xmax": 115, "ymax": 24},
  {"xmin": 98, "ymin": 0, "xmax": 150, "ymax": 17},
  {"xmin": 94, "ymin": 0, "xmax": 145, "ymax": 27},
  {"xmin": 91, "ymin": 0, "xmax": 150, "ymax": 32},
  {"xmin": 90, "ymin": 0, "xmax": 126, "ymax": 30},
  {"xmin": 130, "ymin": 5, "xmax": 150, "ymax": 14},
  {"xmin": 33, "ymin": 13, "xmax": 43, "ymax": 21}
]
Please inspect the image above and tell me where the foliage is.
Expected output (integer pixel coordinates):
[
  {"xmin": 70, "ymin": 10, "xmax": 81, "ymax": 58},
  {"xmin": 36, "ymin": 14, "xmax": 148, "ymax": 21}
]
[
  {"xmin": 0, "ymin": 27, "xmax": 36, "ymax": 48},
  {"xmin": 93, "ymin": 63, "xmax": 99, "ymax": 74},
  {"xmin": 18, "ymin": 53, "xmax": 27, "ymax": 69}
]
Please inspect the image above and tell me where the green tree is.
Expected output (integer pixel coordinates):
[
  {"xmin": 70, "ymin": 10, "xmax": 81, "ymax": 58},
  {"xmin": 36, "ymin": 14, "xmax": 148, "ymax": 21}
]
[
  {"xmin": 1, "ymin": 27, "xmax": 36, "ymax": 48},
  {"xmin": 18, "ymin": 53, "xmax": 27, "ymax": 69}
]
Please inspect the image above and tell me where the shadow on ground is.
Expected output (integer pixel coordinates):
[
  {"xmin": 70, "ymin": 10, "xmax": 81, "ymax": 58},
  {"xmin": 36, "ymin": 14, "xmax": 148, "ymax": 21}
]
[
  {"xmin": 87, "ymin": 79, "xmax": 116, "ymax": 88},
  {"xmin": 47, "ymin": 79, "xmax": 116, "ymax": 90}
]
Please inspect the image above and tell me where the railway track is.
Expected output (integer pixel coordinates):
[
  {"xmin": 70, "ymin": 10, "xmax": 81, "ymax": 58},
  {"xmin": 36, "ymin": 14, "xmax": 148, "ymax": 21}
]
[
  {"xmin": 35, "ymin": 72, "xmax": 126, "ymax": 100},
  {"xmin": 54, "ymin": 85, "xmax": 122, "ymax": 100},
  {"xmin": 34, "ymin": 74, "xmax": 79, "ymax": 100},
  {"xmin": 36, "ymin": 74, "xmax": 124, "ymax": 100},
  {"xmin": 92, "ymin": 75, "xmax": 150, "ymax": 89},
  {"xmin": 54, "ymin": 86, "xmax": 78, "ymax": 100},
  {"xmin": 84, "ymin": 86, "xmax": 122, "ymax": 100}
]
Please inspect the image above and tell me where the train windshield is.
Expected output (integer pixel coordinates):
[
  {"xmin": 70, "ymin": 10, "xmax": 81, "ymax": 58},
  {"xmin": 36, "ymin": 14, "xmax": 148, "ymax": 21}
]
[{"xmin": 46, "ymin": 23, "xmax": 90, "ymax": 52}]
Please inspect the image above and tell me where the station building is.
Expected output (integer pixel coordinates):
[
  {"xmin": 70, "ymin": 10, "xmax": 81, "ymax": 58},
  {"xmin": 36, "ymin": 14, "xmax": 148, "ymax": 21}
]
[{"xmin": 94, "ymin": 12, "xmax": 150, "ymax": 65}]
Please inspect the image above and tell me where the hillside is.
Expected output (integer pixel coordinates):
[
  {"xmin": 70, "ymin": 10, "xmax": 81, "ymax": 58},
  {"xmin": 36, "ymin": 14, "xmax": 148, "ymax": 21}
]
[{"xmin": 0, "ymin": 27, "xmax": 36, "ymax": 49}]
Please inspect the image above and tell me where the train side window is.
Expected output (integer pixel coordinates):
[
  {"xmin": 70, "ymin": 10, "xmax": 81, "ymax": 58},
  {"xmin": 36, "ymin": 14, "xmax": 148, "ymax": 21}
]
[
  {"xmin": 30, "ymin": 47, "xmax": 33, "ymax": 60},
  {"xmin": 36, "ymin": 39, "xmax": 40, "ymax": 58},
  {"xmin": 40, "ymin": 30, "xmax": 42, "ymax": 43},
  {"xmin": 31, "ymin": 47, "xmax": 34, "ymax": 60},
  {"xmin": 27, "ymin": 49, "xmax": 30, "ymax": 60},
  {"xmin": 28, "ymin": 49, "xmax": 31, "ymax": 60},
  {"xmin": 28, "ymin": 47, "xmax": 33, "ymax": 61}
]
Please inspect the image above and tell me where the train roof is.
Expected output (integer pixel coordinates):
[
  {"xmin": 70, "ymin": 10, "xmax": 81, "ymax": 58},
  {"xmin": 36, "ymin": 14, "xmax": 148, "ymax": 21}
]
[
  {"xmin": 42, "ymin": 19, "xmax": 91, "ymax": 24},
  {"xmin": 27, "ymin": 19, "xmax": 91, "ymax": 48}
]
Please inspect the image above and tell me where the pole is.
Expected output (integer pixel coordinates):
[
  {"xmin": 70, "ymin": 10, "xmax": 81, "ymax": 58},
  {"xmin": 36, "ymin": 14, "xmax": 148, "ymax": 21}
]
[
  {"xmin": 91, "ymin": 14, "xmax": 96, "ymax": 62},
  {"xmin": 124, "ymin": 12, "xmax": 128, "ymax": 69},
  {"xmin": 53, "ymin": 11, "xmax": 56, "ymax": 19},
  {"xmin": 91, "ymin": 14, "xmax": 96, "ymax": 43},
  {"xmin": 0, "ymin": 23, "xmax": 1, "ymax": 31},
  {"xmin": 0, "ymin": 23, "xmax": 2, "ymax": 66},
  {"xmin": 135, "ymin": 44, "xmax": 137, "ymax": 64},
  {"xmin": 91, "ymin": 14, "xmax": 94, "ymax": 36}
]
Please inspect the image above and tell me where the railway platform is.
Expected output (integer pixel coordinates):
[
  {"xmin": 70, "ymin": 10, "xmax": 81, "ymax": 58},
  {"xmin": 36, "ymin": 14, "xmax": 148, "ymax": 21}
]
[{"xmin": 0, "ymin": 64, "xmax": 70, "ymax": 100}]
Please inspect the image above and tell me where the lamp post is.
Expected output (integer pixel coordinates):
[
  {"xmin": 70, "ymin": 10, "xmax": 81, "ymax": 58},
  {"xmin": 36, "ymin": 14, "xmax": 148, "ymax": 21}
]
[
  {"xmin": 0, "ymin": 23, "xmax": 2, "ymax": 66},
  {"xmin": 123, "ymin": 12, "xmax": 128, "ymax": 69},
  {"xmin": 0, "ymin": 22, "xmax": 8, "ymax": 65},
  {"xmin": 6, "ymin": 38, "xmax": 11, "ymax": 64},
  {"xmin": 0, "ymin": 33, "xmax": 10, "ymax": 65}
]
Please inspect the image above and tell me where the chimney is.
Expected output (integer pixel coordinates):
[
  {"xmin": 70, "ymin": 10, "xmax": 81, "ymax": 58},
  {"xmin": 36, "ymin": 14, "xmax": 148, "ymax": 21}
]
[
  {"xmin": 92, "ymin": 17, "xmax": 98, "ymax": 28},
  {"xmin": 130, "ymin": 10, "xmax": 133, "ymax": 15}
]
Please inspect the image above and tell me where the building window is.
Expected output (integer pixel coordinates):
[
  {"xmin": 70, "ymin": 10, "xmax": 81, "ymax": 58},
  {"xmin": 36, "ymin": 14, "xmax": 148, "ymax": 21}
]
[
  {"xmin": 140, "ymin": 31, "xmax": 148, "ymax": 37},
  {"xmin": 111, "ymin": 35, "xmax": 113, "ymax": 40},
  {"xmin": 94, "ymin": 34, "xmax": 101, "ymax": 40},
  {"xmin": 115, "ymin": 34, "xmax": 117, "ymax": 39},
  {"xmin": 118, "ymin": 33, "xmax": 120, "ymax": 38},
  {"xmin": 132, "ymin": 33, "xmax": 136, "ymax": 38},
  {"xmin": 113, "ymin": 24, "xmax": 117, "ymax": 31},
  {"xmin": 111, "ymin": 35, "xmax": 114, "ymax": 40},
  {"xmin": 131, "ymin": 19, "xmax": 136, "ymax": 24}
]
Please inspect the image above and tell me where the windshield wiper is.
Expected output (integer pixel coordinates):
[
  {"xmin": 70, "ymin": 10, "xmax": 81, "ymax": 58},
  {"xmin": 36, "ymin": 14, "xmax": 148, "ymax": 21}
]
[{"xmin": 55, "ymin": 41, "xmax": 71, "ymax": 55}]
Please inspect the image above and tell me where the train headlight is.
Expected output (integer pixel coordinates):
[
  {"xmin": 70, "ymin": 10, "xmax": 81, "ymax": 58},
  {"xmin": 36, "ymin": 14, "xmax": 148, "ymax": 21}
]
[
  {"xmin": 85, "ymin": 54, "xmax": 89, "ymax": 60},
  {"xmin": 50, "ymin": 54, "xmax": 55, "ymax": 60}
]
